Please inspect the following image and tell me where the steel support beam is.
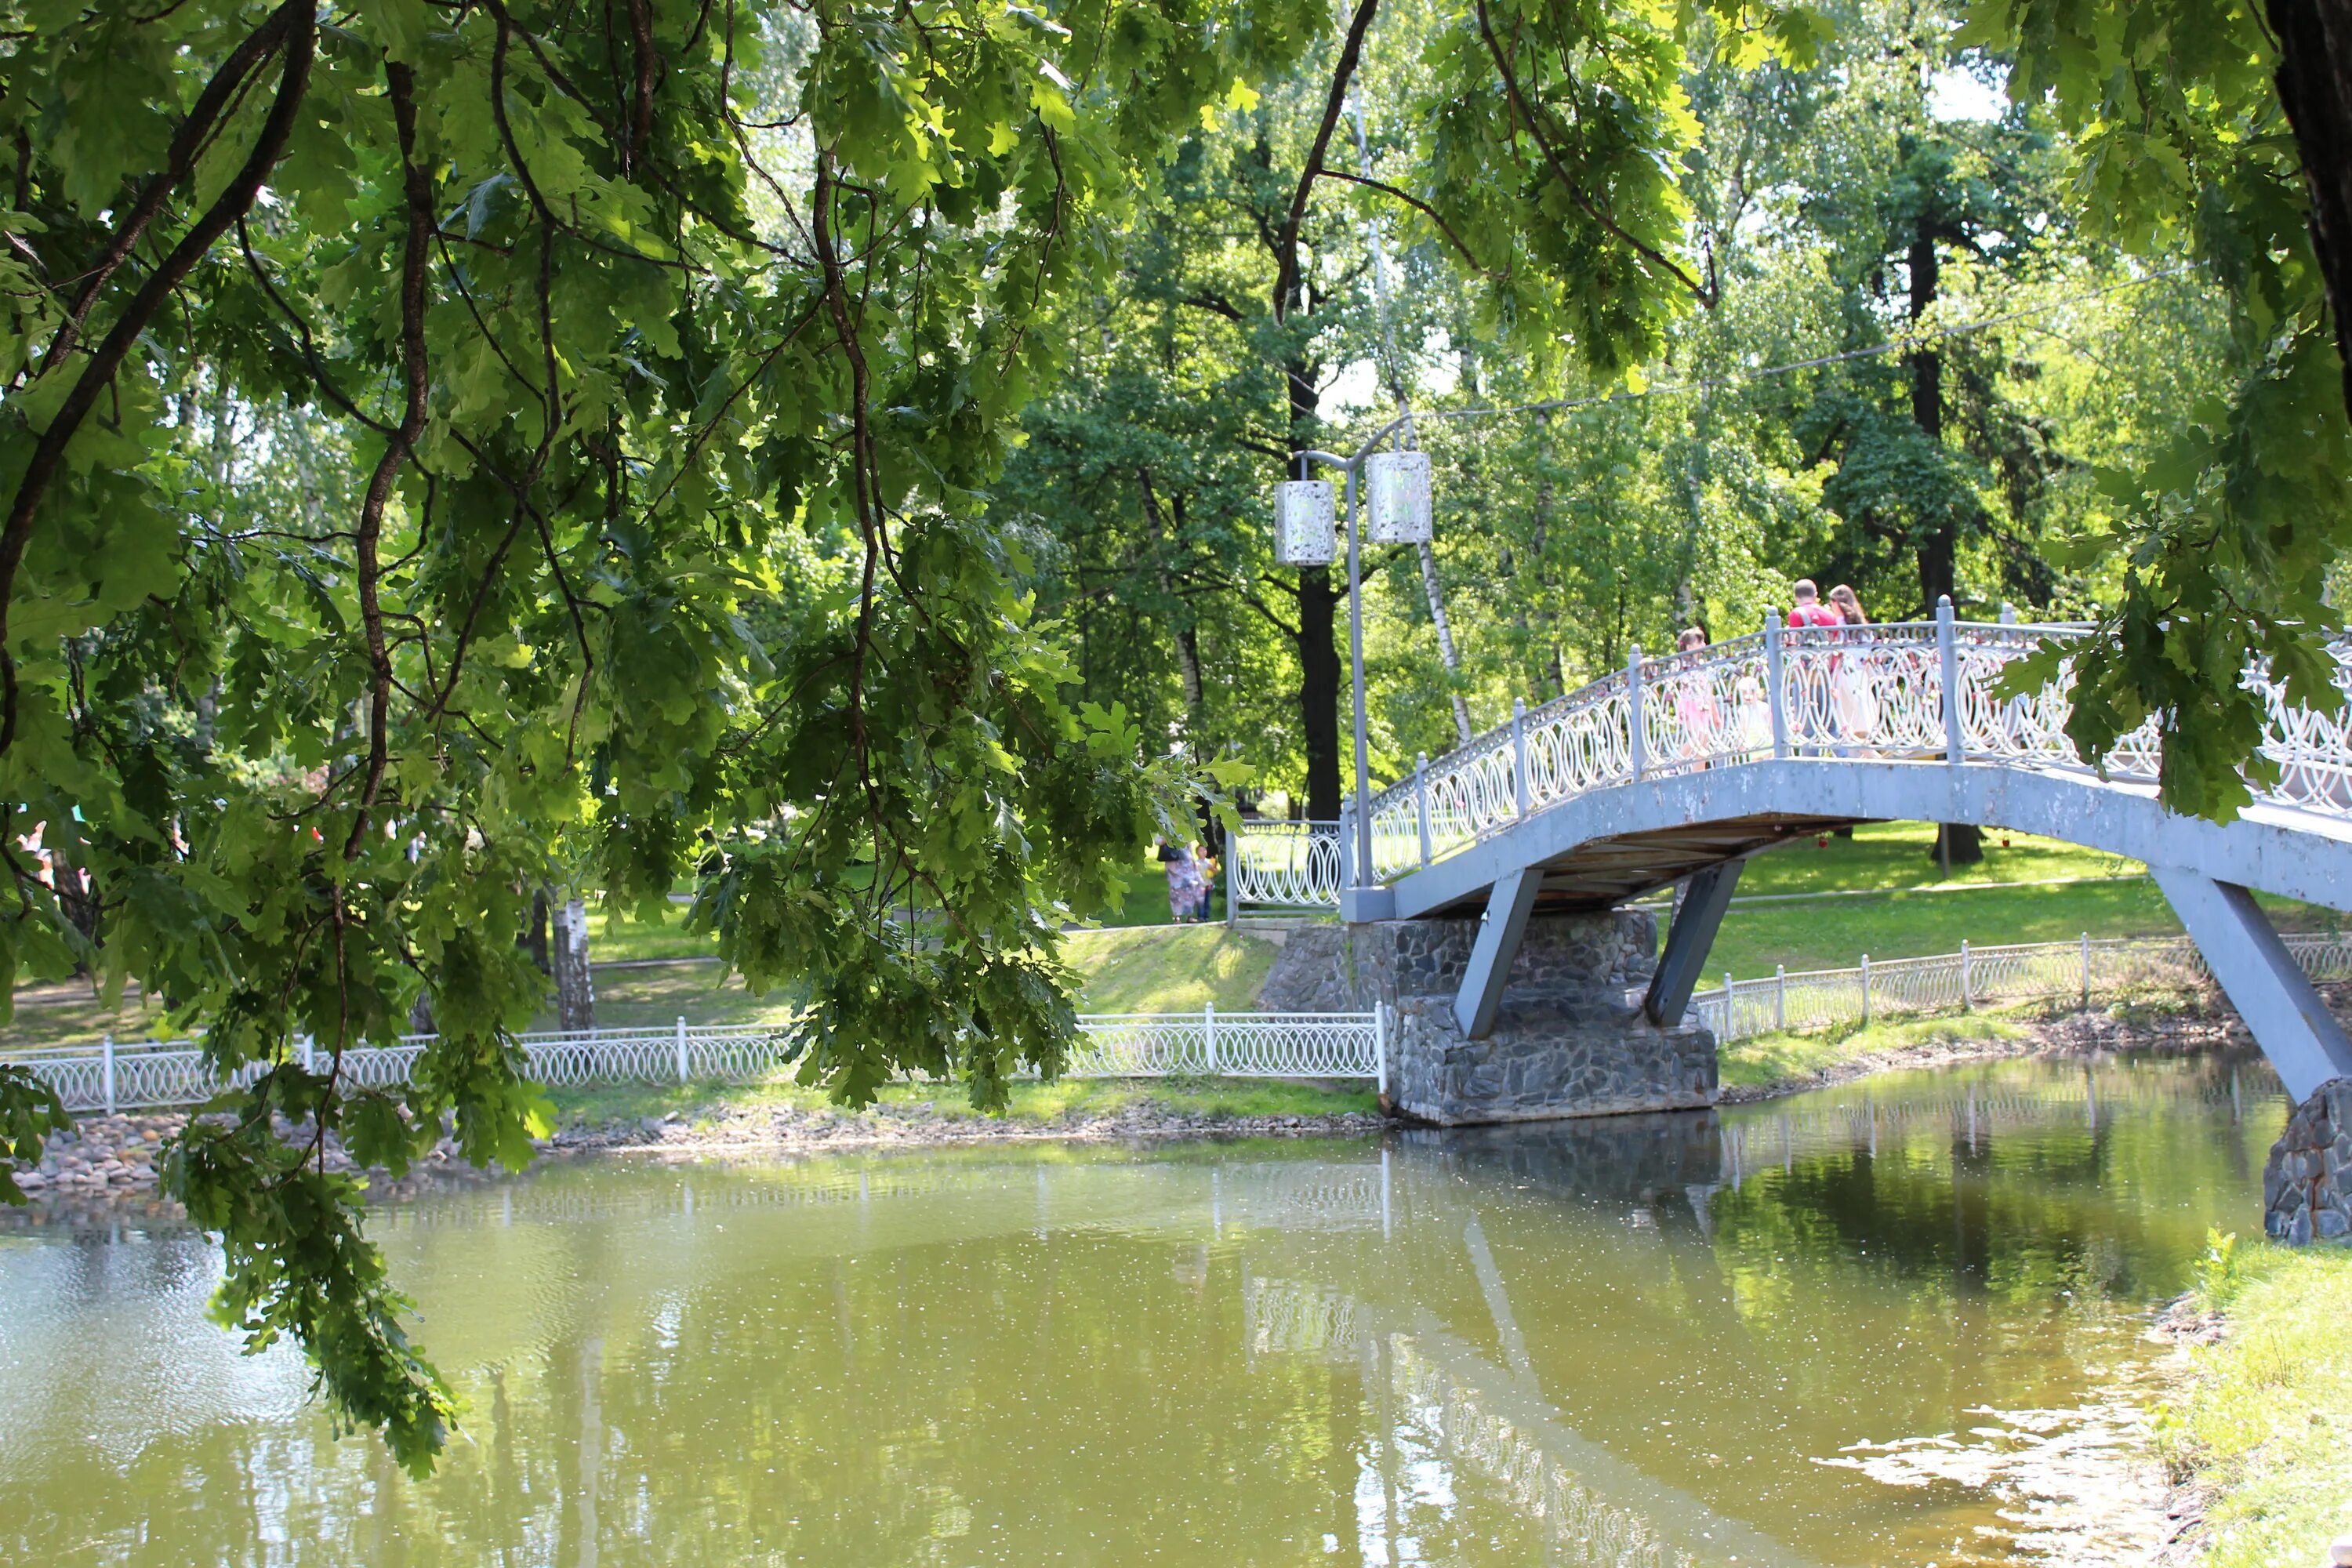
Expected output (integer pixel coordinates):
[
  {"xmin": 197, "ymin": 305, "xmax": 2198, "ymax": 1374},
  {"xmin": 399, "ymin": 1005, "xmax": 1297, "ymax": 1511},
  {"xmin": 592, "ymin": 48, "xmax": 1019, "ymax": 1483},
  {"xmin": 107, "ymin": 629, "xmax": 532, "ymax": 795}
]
[
  {"xmin": 1643, "ymin": 860, "xmax": 1744, "ymax": 1025},
  {"xmin": 1455, "ymin": 866, "xmax": 1542, "ymax": 1039},
  {"xmin": 2151, "ymin": 865, "xmax": 2352, "ymax": 1102}
]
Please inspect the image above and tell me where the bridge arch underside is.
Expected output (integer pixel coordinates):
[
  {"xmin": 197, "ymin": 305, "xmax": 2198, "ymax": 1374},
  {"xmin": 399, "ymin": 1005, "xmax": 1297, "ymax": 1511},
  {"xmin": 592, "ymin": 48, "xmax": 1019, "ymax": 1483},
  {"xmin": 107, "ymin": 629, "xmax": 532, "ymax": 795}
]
[{"xmin": 1391, "ymin": 759, "xmax": 2352, "ymax": 1101}]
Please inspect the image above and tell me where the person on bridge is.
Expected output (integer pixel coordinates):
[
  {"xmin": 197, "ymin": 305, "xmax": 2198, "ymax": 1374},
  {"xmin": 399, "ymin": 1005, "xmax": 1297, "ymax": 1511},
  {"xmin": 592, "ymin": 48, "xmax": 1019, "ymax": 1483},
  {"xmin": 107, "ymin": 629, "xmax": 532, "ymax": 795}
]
[
  {"xmin": 1828, "ymin": 584, "xmax": 1879, "ymax": 754},
  {"xmin": 1787, "ymin": 579, "xmax": 1842, "ymax": 631},
  {"xmin": 1671, "ymin": 626, "xmax": 1723, "ymax": 766},
  {"xmin": 1787, "ymin": 580, "xmax": 1843, "ymax": 753}
]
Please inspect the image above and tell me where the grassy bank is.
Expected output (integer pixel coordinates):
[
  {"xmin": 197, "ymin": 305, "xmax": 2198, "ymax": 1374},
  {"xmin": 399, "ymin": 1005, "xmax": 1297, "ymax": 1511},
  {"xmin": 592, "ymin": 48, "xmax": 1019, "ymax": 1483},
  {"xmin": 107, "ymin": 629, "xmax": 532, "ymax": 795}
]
[
  {"xmin": 1715, "ymin": 1007, "xmax": 2038, "ymax": 1092},
  {"xmin": 2159, "ymin": 1238, "xmax": 2352, "ymax": 1566},
  {"xmin": 1691, "ymin": 821, "xmax": 2344, "ymax": 976},
  {"xmin": 544, "ymin": 1073, "xmax": 1377, "ymax": 1130},
  {"xmin": 580, "ymin": 924, "xmax": 1277, "ymax": 1033}
]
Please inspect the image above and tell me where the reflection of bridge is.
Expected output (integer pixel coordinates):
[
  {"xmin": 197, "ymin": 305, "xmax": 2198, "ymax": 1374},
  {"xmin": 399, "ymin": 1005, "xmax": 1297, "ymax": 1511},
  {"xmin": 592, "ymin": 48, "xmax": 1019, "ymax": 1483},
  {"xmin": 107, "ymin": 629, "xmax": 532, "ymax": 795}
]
[{"xmin": 1234, "ymin": 610, "xmax": 2352, "ymax": 1102}]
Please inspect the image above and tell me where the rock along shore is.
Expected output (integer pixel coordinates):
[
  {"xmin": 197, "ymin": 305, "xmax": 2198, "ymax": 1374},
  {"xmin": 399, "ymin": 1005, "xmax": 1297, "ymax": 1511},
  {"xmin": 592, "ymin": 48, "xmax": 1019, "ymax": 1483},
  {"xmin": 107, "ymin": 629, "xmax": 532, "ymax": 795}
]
[
  {"xmin": 10, "ymin": 982, "xmax": 2325, "ymax": 1216},
  {"xmin": 5, "ymin": 1097, "xmax": 1392, "ymax": 1219}
]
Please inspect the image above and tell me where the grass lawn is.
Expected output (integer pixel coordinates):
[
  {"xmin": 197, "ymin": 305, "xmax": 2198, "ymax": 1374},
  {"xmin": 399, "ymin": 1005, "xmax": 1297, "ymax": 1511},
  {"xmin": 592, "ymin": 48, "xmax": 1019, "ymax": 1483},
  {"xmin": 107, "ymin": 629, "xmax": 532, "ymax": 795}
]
[
  {"xmin": 1715, "ymin": 1007, "xmax": 2036, "ymax": 1091},
  {"xmin": 1060, "ymin": 926, "xmax": 1276, "ymax": 1012},
  {"xmin": 543, "ymin": 1072, "xmax": 1376, "ymax": 1129},
  {"xmin": 1696, "ymin": 821, "xmax": 2346, "ymax": 978},
  {"xmin": 2157, "ymin": 1238, "xmax": 2352, "ymax": 1566},
  {"xmin": 573, "ymin": 925, "xmax": 1276, "ymax": 1033},
  {"xmin": 586, "ymin": 902, "xmax": 715, "ymax": 963},
  {"xmin": 2, "ymin": 984, "xmax": 171, "ymax": 1053},
  {"xmin": 580, "ymin": 848, "xmax": 1230, "ymax": 957}
]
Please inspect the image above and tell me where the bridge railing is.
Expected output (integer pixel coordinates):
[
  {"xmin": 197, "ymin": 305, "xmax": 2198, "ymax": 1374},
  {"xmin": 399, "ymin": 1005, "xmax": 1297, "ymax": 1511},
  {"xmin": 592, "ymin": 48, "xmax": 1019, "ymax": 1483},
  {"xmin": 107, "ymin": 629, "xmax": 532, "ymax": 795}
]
[
  {"xmin": 1685, "ymin": 931, "xmax": 2352, "ymax": 1043},
  {"xmin": 7, "ymin": 1008, "xmax": 1387, "ymax": 1116},
  {"xmin": 1232, "ymin": 615, "xmax": 2352, "ymax": 909}
]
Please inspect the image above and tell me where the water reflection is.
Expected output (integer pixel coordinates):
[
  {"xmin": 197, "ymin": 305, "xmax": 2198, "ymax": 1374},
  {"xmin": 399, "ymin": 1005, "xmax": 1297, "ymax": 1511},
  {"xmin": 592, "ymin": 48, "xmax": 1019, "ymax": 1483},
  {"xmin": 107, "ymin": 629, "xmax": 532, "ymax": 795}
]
[{"xmin": 0, "ymin": 1050, "xmax": 2285, "ymax": 1566}]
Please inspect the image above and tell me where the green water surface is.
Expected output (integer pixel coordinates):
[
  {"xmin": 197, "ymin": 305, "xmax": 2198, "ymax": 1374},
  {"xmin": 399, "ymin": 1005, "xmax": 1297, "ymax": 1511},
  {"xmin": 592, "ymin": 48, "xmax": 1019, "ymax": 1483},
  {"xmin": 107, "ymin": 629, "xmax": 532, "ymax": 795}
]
[{"xmin": 0, "ymin": 1051, "xmax": 2288, "ymax": 1566}]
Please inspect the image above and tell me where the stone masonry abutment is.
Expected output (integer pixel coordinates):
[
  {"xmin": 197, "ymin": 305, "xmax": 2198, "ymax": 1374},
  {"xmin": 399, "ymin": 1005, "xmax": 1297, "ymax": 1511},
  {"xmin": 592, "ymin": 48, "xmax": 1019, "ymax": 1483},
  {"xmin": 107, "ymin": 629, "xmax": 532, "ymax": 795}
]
[{"xmin": 1256, "ymin": 910, "xmax": 1717, "ymax": 1125}]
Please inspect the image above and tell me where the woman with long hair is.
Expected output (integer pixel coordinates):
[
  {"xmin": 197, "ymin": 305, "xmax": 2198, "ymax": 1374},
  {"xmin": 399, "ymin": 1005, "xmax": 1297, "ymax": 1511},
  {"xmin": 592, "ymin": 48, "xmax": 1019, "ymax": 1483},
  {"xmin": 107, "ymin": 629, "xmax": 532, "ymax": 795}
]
[
  {"xmin": 1669, "ymin": 626, "xmax": 1723, "ymax": 767},
  {"xmin": 1827, "ymin": 585, "xmax": 1879, "ymax": 754}
]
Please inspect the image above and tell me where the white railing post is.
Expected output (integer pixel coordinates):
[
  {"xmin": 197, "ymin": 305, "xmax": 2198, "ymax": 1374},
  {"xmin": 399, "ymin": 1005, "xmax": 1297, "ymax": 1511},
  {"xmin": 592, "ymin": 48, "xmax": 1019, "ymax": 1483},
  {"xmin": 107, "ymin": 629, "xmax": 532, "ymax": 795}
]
[
  {"xmin": 1511, "ymin": 699, "xmax": 1531, "ymax": 818},
  {"xmin": 1415, "ymin": 753, "xmax": 1432, "ymax": 868},
  {"xmin": 675, "ymin": 1015, "xmax": 690, "ymax": 1083},
  {"xmin": 2081, "ymin": 931, "xmax": 2092, "ymax": 1011},
  {"xmin": 1374, "ymin": 1003, "xmax": 1388, "ymax": 1096},
  {"xmin": 1775, "ymin": 964, "xmax": 1787, "ymax": 1032},
  {"xmin": 1232, "ymin": 827, "xmax": 1251, "ymax": 926},
  {"xmin": 102, "ymin": 1033, "xmax": 116, "ymax": 1114},
  {"xmin": 1999, "ymin": 601, "xmax": 2016, "ymax": 625},
  {"xmin": 1937, "ymin": 594, "xmax": 1964, "ymax": 764},
  {"xmin": 1627, "ymin": 647, "xmax": 1646, "ymax": 780},
  {"xmin": 299, "ymin": 1031, "xmax": 315, "ymax": 1073},
  {"xmin": 1859, "ymin": 955, "xmax": 1872, "ymax": 1026},
  {"xmin": 1204, "ymin": 1002, "xmax": 1218, "ymax": 1073},
  {"xmin": 1960, "ymin": 941, "xmax": 1973, "ymax": 1011},
  {"xmin": 1764, "ymin": 611, "xmax": 1789, "ymax": 760},
  {"xmin": 1722, "ymin": 971, "xmax": 1735, "ymax": 1035}
]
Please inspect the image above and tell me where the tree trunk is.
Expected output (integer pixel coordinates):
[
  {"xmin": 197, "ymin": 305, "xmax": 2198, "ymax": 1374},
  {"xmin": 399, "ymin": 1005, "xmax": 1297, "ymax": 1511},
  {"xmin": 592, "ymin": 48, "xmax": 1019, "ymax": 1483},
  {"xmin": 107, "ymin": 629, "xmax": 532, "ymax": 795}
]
[
  {"xmin": 524, "ymin": 888, "xmax": 551, "ymax": 973},
  {"xmin": 1911, "ymin": 216, "xmax": 1981, "ymax": 866},
  {"xmin": 56, "ymin": 863, "xmax": 99, "ymax": 956},
  {"xmin": 552, "ymin": 897, "xmax": 595, "ymax": 1032},
  {"xmin": 1909, "ymin": 220, "xmax": 1956, "ymax": 611},
  {"xmin": 2266, "ymin": 0, "xmax": 2352, "ymax": 421},
  {"xmin": 1283, "ymin": 341, "xmax": 1345, "ymax": 821},
  {"xmin": 1299, "ymin": 565, "xmax": 1343, "ymax": 819},
  {"xmin": 1420, "ymin": 540, "xmax": 1474, "ymax": 743},
  {"xmin": 1139, "ymin": 472, "xmax": 1208, "ymax": 743}
]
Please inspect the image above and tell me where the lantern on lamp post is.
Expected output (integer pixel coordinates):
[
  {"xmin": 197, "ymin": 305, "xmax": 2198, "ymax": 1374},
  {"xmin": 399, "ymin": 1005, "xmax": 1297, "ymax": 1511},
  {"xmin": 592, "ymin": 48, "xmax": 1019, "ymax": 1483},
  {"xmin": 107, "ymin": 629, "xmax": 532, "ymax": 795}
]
[
  {"xmin": 1273, "ymin": 479, "xmax": 1337, "ymax": 567},
  {"xmin": 1363, "ymin": 449, "xmax": 1432, "ymax": 543}
]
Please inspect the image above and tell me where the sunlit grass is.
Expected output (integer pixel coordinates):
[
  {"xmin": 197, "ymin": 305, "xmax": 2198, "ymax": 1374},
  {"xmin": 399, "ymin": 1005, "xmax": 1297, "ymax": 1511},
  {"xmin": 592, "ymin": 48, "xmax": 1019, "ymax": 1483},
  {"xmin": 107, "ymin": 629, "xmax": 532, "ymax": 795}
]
[
  {"xmin": 543, "ymin": 1073, "xmax": 1377, "ymax": 1128},
  {"xmin": 1717, "ymin": 1008, "xmax": 2035, "ymax": 1090},
  {"xmin": 1702, "ymin": 821, "xmax": 2344, "ymax": 976},
  {"xmin": 1061, "ymin": 926, "xmax": 1276, "ymax": 1012},
  {"xmin": 2157, "ymin": 1241, "xmax": 2352, "ymax": 1566}
]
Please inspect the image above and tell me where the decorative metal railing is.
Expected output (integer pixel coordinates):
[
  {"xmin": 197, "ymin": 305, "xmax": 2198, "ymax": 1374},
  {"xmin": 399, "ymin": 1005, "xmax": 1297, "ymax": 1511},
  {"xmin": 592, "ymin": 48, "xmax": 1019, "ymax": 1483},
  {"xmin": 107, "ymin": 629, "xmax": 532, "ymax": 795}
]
[
  {"xmin": 1684, "ymin": 931, "xmax": 2352, "ymax": 1043},
  {"xmin": 1231, "ymin": 612, "xmax": 2352, "ymax": 909},
  {"xmin": 1225, "ymin": 818, "xmax": 1348, "ymax": 909},
  {"xmin": 8, "ymin": 1007, "xmax": 1386, "ymax": 1115}
]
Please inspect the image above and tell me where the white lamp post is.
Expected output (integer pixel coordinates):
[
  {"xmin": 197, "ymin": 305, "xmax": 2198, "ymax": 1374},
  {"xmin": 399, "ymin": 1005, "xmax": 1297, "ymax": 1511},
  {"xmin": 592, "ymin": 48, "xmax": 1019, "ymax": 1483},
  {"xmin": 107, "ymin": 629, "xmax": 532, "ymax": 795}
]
[{"xmin": 1276, "ymin": 418, "xmax": 1423, "ymax": 922}]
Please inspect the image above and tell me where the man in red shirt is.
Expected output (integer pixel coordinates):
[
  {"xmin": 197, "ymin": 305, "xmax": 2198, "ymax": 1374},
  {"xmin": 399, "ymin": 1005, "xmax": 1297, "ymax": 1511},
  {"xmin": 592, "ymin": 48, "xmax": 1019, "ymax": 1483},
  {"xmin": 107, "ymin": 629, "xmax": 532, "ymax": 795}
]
[
  {"xmin": 1788, "ymin": 578, "xmax": 1842, "ymax": 630},
  {"xmin": 1786, "ymin": 579, "xmax": 1842, "ymax": 753}
]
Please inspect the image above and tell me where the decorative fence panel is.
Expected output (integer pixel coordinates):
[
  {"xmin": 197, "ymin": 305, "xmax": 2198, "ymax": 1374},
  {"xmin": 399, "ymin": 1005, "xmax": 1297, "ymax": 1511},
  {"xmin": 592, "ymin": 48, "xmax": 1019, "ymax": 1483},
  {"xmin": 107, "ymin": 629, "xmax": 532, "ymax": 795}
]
[
  {"xmin": 1230, "ymin": 615, "xmax": 2352, "ymax": 912},
  {"xmin": 1684, "ymin": 932, "xmax": 2352, "ymax": 1044},
  {"xmin": 1227, "ymin": 819, "xmax": 1348, "ymax": 909},
  {"xmin": 9, "ymin": 1008, "xmax": 1387, "ymax": 1115}
]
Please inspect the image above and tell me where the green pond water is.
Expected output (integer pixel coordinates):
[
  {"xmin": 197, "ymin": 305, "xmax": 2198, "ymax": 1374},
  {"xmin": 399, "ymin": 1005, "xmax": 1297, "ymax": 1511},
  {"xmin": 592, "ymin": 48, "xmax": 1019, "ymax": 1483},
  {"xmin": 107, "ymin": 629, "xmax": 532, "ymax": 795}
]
[{"xmin": 0, "ymin": 1050, "xmax": 2289, "ymax": 1567}]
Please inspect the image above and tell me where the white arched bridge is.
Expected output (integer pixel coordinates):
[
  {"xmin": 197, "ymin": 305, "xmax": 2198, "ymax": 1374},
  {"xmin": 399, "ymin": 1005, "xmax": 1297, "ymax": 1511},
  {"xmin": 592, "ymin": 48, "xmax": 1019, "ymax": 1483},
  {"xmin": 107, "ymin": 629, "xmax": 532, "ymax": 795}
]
[{"xmin": 1231, "ymin": 604, "xmax": 2352, "ymax": 1103}]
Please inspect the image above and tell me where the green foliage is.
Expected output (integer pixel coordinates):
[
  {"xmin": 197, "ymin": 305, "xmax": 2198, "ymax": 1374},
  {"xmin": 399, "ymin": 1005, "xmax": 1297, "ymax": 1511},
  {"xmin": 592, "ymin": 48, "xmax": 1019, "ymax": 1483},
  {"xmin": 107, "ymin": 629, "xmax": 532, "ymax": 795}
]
[
  {"xmin": 5, "ymin": 0, "xmax": 2348, "ymax": 1487},
  {"xmin": 0, "ymin": 0, "xmax": 1319, "ymax": 1468},
  {"xmin": 2192, "ymin": 1226, "xmax": 2245, "ymax": 1310},
  {"xmin": 1958, "ymin": 0, "xmax": 2352, "ymax": 820},
  {"xmin": 0, "ymin": 1064, "xmax": 69, "ymax": 1203}
]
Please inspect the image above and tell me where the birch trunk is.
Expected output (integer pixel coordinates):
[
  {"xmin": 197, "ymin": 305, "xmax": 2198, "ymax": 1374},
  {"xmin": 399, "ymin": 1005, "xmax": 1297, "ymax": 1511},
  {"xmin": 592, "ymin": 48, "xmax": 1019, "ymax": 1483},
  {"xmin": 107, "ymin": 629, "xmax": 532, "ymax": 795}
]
[{"xmin": 553, "ymin": 897, "xmax": 596, "ymax": 1032}]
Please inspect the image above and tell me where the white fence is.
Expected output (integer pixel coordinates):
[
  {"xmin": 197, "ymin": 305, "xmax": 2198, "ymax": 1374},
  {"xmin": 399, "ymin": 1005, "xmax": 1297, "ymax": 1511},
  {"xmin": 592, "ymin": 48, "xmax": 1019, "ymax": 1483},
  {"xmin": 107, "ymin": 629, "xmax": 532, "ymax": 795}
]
[
  {"xmin": 8, "ymin": 1007, "xmax": 1387, "ymax": 1116},
  {"xmin": 20, "ymin": 930, "xmax": 2346, "ymax": 1113},
  {"xmin": 1684, "ymin": 931, "xmax": 2352, "ymax": 1043},
  {"xmin": 1232, "ymin": 613, "xmax": 2352, "ymax": 909}
]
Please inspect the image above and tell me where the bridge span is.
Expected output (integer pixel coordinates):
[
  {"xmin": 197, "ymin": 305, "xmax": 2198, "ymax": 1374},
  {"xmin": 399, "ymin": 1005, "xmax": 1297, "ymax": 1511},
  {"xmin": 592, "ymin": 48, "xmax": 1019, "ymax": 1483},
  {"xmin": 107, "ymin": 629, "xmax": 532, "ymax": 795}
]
[{"xmin": 1232, "ymin": 606, "xmax": 2352, "ymax": 1103}]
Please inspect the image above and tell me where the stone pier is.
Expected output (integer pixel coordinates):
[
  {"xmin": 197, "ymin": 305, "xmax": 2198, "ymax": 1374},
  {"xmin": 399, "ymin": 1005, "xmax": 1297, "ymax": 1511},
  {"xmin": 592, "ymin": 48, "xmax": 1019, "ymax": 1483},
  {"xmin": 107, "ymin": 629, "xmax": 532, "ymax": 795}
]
[
  {"xmin": 2266, "ymin": 1077, "xmax": 2352, "ymax": 1245},
  {"xmin": 1255, "ymin": 909, "xmax": 1717, "ymax": 1125}
]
